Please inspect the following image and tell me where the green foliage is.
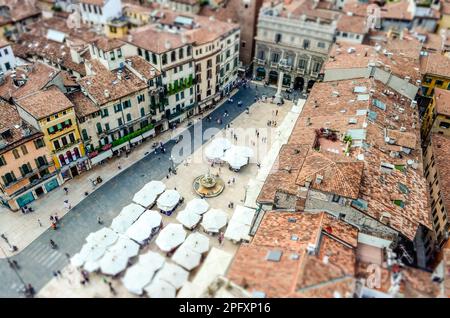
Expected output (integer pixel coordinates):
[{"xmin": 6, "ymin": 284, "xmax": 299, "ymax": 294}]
[{"xmin": 112, "ymin": 123, "xmax": 154, "ymax": 147}]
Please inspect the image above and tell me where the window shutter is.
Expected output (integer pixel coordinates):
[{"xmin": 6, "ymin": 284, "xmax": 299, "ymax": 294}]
[
  {"xmin": 35, "ymin": 159, "xmax": 39, "ymax": 168},
  {"xmin": 27, "ymin": 163, "xmax": 32, "ymax": 172}
]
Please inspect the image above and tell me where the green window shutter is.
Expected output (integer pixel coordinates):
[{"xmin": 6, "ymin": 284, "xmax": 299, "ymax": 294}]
[
  {"xmin": 1, "ymin": 175, "xmax": 7, "ymax": 185},
  {"xmin": 19, "ymin": 166, "xmax": 25, "ymax": 177},
  {"xmin": 27, "ymin": 163, "xmax": 32, "ymax": 172},
  {"xmin": 35, "ymin": 158, "xmax": 39, "ymax": 168}
]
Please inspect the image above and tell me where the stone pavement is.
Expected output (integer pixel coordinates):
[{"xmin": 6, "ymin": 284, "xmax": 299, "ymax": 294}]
[
  {"xmin": 0, "ymin": 84, "xmax": 278, "ymax": 297},
  {"xmin": 0, "ymin": 89, "xmax": 244, "ymax": 259},
  {"xmin": 37, "ymin": 92, "xmax": 292, "ymax": 298}
]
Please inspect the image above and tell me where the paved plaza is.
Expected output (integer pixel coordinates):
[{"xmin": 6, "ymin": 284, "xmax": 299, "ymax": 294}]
[{"xmin": 0, "ymin": 84, "xmax": 299, "ymax": 297}]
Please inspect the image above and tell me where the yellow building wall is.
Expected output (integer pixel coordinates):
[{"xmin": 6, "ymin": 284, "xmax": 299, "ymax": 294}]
[
  {"xmin": 38, "ymin": 107, "xmax": 84, "ymax": 169},
  {"xmin": 105, "ymin": 24, "xmax": 128, "ymax": 39},
  {"xmin": 421, "ymin": 75, "xmax": 450, "ymax": 96},
  {"xmin": 438, "ymin": 15, "xmax": 450, "ymax": 32},
  {"xmin": 0, "ymin": 138, "xmax": 55, "ymax": 197}
]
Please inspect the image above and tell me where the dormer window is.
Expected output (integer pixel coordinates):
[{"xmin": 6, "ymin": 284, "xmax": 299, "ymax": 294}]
[
  {"xmin": 117, "ymin": 48, "xmax": 122, "ymax": 58},
  {"xmin": 110, "ymin": 51, "xmax": 115, "ymax": 61}
]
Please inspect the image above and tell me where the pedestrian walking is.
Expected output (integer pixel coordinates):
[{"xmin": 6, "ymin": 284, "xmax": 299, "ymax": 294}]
[
  {"xmin": 276, "ymin": 109, "xmax": 279, "ymax": 116},
  {"xmin": 64, "ymin": 200, "xmax": 71, "ymax": 210},
  {"xmin": 63, "ymin": 187, "xmax": 68, "ymax": 195},
  {"xmin": 54, "ymin": 215, "xmax": 59, "ymax": 223},
  {"xmin": 166, "ymin": 175, "xmax": 169, "ymax": 179},
  {"xmin": 37, "ymin": 219, "xmax": 42, "ymax": 227},
  {"xmin": 53, "ymin": 271, "xmax": 58, "ymax": 278},
  {"xmin": 12, "ymin": 260, "xmax": 19, "ymax": 268},
  {"xmin": 51, "ymin": 222, "xmax": 57, "ymax": 230},
  {"xmin": 232, "ymin": 177, "xmax": 235, "ymax": 184},
  {"xmin": 218, "ymin": 231, "xmax": 224, "ymax": 245},
  {"xmin": 50, "ymin": 215, "xmax": 54, "ymax": 222},
  {"xmin": 57, "ymin": 270, "xmax": 62, "ymax": 277},
  {"xmin": 97, "ymin": 216, "xmax": 103, "ymax": 224},
  {"xmin": 65, "ymin": 253, "xmax": 70, "ymax": 259}
]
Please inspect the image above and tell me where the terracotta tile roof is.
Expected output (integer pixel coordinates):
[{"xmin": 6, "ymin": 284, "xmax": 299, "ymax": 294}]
[
  {"xmin": 434, "ymin": 87, "xmax": 450, "ymax": 116},
  {"xmin": 0, "ymin": 100, "xmax": 41, "ymax": 153},
  {"xmin": 296, "ymin": 151, "xmax": 364, "ymax": 199},
  {"xmin": 0, "ymin": 0, "xmax": 41, "ymax": 24},
  {"xmin": 283, "ymin": 0, "xmax": 341, "ymax": 22},
  {"xmin": 14, "ymin": 33, "xmax": 87, "ymax": 76},
  {"xmin": 199, "ymin": 1, "xmax": 240, "ymax": 23},
  {"xmin": 170, "ymin": 0, "xmax": 198, "ymax": 4},
  {"xmin": 67, "ymin": 91, "xmax": 99, "ymax": 119},
  {"xmin": 126, "ymin": 56, "xmax": 161, "ymax": 80},
  {"xmin": 79, "ymin": 60, "xmax": 148, "ymax": 106},
  {"xmin": 91, "ymin": 37, "xmax": 125, "ymax": 52},
  {"xmin": 430, "ymin": 134, "xmax": 450, "ymax": 221},
  {"xmin": 0, "ymin": 62, "xmax": 61, "ymax": 100},
  {"xmin": 227, "ymin": 211, "xmax": 359, "ymax": 297},
  {"xmin": 337, "ymin": 14, "xmax": 368, "ymax": 34},
  {"xmin": 258, "ymin": 75, "xmax": 431, "ymax": 240},
  {"xmin": 342, "ymin": 0, "xmax": 370, "ymax": 17},
  {"xmin": 379, "ymin": 0, "xmax": 413, "ymax": 21},
  {"xmin": 127, "ymin": 25, "xmax": 188, "ymax": 54},
  {"xmin": 444, "ymin": 246, "xmax": 450, "ymax": 297},
  {"xmin": 420, "ymin": 52, "xmax": 450, "ymax": 78},
  {"xmin": 326, "ymin": 41, "xmax": 422, "ymax": 83},
  {"xmin": 15, "ymin": 86, "xmax": 74, "ymax": 119}
]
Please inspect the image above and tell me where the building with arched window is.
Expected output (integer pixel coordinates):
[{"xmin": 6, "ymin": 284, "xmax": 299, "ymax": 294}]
[{"xmin": 0, "ymin": 101, "xmax": 62, "ymax": 212}]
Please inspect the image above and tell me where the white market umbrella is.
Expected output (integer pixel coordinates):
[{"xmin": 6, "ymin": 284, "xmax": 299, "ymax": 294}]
[
  {"xmin": 143, "ymin": 180, "xmax": 166, "ymax": 196},
  {"xmin": 185, "ymin": 198, "xmax": 209, "ymax": 215},
  {"xmin": 99, "ymin": 251, "xmax": 129, "ymax": 276},
  {"xmin": 138, "ymin": 251, "xmax": 165, "ymax": 271},
  {"xmin": 183, "ymin": 232, "xmax": 210, "ymax": 254},
  {"xmin": 224, "ymin": 220, "xmax": 251, "ymax": 242},
  {"xmin": 156, "ymin": 263, "xmax": 189, "ymax": 289},
  {"xmin": 172, "ymin": 245, "xmax": 201, "ymax": 271},
  {"xmin": 144, "ymin": 279, "xmax": 176, "ymax": 298},
  {"xmin": 137, "ymin": 210, "xmax": 162, "ymax": 228},
  {"xmin": 111, "ymin": 204, "xmax": 146, "ymax": 233},
  {"xmin": 107, "ymin": 235, "xmax": 140, "ymax": 258},
  {"xmin": 86, "ymin": 227, "xmax": 118, "ymax": 247},
  {"xmin": 156, "ymin": 223, "xmax": 186, "ymax": 252},
  {"xmin": 205, "ymin": 144, "xmax": 225, "ymax": 161},
  {"xmin": 232, "ymin": 205, "xmax": 255, "ymax": 225},
  {"xmin": 133, "ymin": 189, "xmax": 157, "ymax": 208},
  {"xmin": 122, "ymin": 263, "xmax": 156, "ymax": 295},
  {"xmin": 176, "ymin": 209, "xmax": 201, "ymax": 229},
  {"xmin": 211, "ymin": 137, "xmax": 232, "ymax": 151},
  {"xmin": 201, "ymin": 209, "xmax": 228, "ymax": 233},
  {"xmin": 157, "ymin": 190, "xmax": 181, "ymax": 211},
  {"xmin": 78, "ymin": 242, "xmax": 107, "ymax": 263},
  {"xmin": 83, "ymin": 260, "xmax": 100, "ymax": 273},
  {"xmin": 125, "ymin": 210, "xmax": 162, "ymax": 244},
  {"xmin": 225, "ymin": 155, "xmax": 248, "ymax": 170},
  {"xmin": 70, "ymin": 253, "xmax": 84, "ymax": 267}
]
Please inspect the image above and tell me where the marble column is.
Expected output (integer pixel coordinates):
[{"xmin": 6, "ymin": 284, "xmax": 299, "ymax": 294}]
[{"xmin": 274, "ymin": 70, "xmax": 284, "ymax": 105}]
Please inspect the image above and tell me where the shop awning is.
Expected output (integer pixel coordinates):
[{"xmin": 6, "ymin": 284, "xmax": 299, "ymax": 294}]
[
  {"xmin": 130, "ymin": 135, "xmax": 143, "ymax": 144},
  {"xmin": 142, "ymin": 129, "xmax": 156, "ymax": 139},
  {"xmin": 90, "ymin": 149, "xmax": 113, "ymax": 165}
]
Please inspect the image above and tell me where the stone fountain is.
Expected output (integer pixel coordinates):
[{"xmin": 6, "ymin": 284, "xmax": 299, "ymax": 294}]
[{"xmin": 193, "ymin": 170, "xmax": 225, "ymax": 198}]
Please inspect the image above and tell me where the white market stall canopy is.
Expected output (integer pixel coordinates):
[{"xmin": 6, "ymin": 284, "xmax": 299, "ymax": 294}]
[
  {"xmin": 125, "ymin": 210, "xmax": 162, "ymax": 245},
  {"xmin": 185, "ymin": 198, "xmax": 209, "ymax": 215},
  {"xmin": 182, "ymin": 232, "xmax": 210, "ymax": 254},
  {"xmin": 154, "ymin": 263, "xmax": 189, "ymax": 290},
  {"xmin": 143, "ymin": 180, "xmax": 166, "ymax": 196},
  {"xmin": 201, "ymin": 209, "xmax": 228, "ymax": 233},
  {"xmin": 107, "ymin": 235, "xmax": 140, "ymax": 258},
  {"xmin": 157, "ymin": 189, "xmax": 181, "ymax": 212},
  {"xmin": 171, "ymin": 245, "xmax": 201, "ymax": 271},
  {"xmin": 138, "ymin": 251, "xmax": 166, "ymax": 272},
  {"xmin": 224, "ymin": 205, "xmax": 255, "ymax": 242},
  {"xmin": 122, "ymin": 263, "xmax": 157, "ymax": 295},
  {"xmin": 156, "ymin": 223, "xmax": 186, "ymax": 252},
  {"xmin": 176, "ymin": 209, "xmax": 201, "ymax": 229},
  {"xmin": 132, "ymin": 188, "xmax": 157, "ymax": 208},
  {"xmin": 144, "ymin": 279, "xmax": 176, "ymax": 298},
  {"xmin": 86, "ymin": 227, "xmax": 118, "ymax": 248},
  {"xmin": 111, "ymin": 203, "xmax": 146, "ymax": 233},
  {"xmin": 99, "ymin": 251, "xmax": 129, "ymax": 276}
]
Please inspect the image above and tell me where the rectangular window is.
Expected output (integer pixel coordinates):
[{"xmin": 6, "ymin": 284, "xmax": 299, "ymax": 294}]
[
  {"xmin": 122, "ymin": 100, "xmax": 131, "ymax": 109},
  {"xmin": 101, "ymin": 108, "xmax": 109, "ymax": 118},
  {"xmin": 69, "ymin": 133, "xmax": 75, "ymax": 143},
  {"xmin": 53, "ymin": 140, "xmax": 60, "ymax": 150},
  {"xmin": 114, "ymin": 104, "xmax": 122, "ymax": 113},
  {"xmin": 118, "ymin": 118, "xmax": 123, "ymax": 126},
  {"xmin": 61, "ymin": 136, "xmax": 68, "ymax": 146},
  {"xmin": 137, "ymin": 94, "xmax": 145, "ymax": 103},
  {"xmin": 105, "ymin": 123, "xmax": 110, "ymax": 131},
  {"xmin": 126, "ymin": 113, "xmax": 132, "ymax": 122},
  {"xmin": 117, "ymin": 48, "xmax": 122, "ymax": 58},
  {"xmin": 0, "ymin": 155, "xmax": 6, "ymax": 166},
  {"xmin": 12, "ymin": 149, "xmax": 20, "ymax": 159}
]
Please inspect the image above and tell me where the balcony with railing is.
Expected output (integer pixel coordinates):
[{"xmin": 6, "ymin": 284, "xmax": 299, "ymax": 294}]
[
  {"xmin": 3, "ymin": 162, "xmax": 55, "ymax": 192},
  {"xmin": 52, "ymin": 139, "xmax": 82, "ymax": 154}
]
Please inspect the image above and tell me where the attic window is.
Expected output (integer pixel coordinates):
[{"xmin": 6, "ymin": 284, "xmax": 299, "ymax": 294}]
[
  {"xmin": 398, "ymin": 182, "xmax": 409, "ymax": 194},
  {"xmin": 393, "ymin": 200, "xmax": 405, "ymax": 208},
  {"xmin": 266, "ymin": 250, "xmax": 282, "ymax": 262},
  {"xmin": 372, "ymin": 99, "xmax": 386, "ymax": 111},
  {"xmin": 288, "ymin": 217, "xmax": 297, "ymax": 223},
  {"xmin": 348, "ymin": 118, "xmax": 357, "ymax": 124},
  {"xmin": 380, "ymin": 162, "xmax": 394, "ymax": 174},
  {"xmin": 291, "ymin": 234, "xmax": 299, "ymax": 241},
  {"xmin": 290, "ymin": 253, "xmax": 300, "ymax": 260}
]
